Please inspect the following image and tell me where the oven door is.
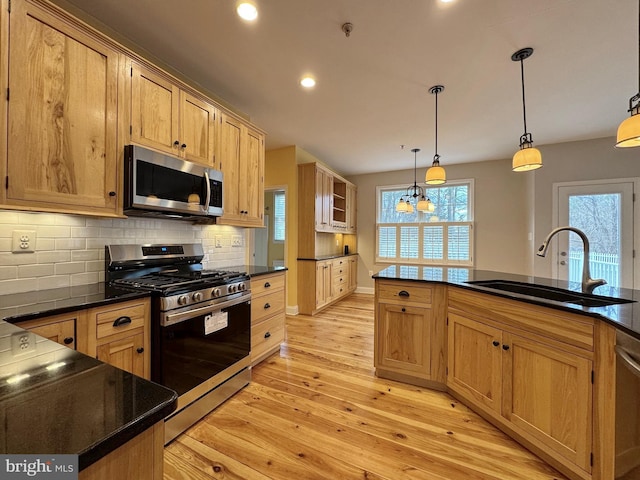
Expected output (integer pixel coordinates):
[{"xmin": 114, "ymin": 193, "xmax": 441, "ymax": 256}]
[
  {"xmin": 124, "ymin": 144, "xmax": 223, "ymax": 217},
  {"xmin": 152, "ymin": 296, "xmax": 250, "ymax": 401}
]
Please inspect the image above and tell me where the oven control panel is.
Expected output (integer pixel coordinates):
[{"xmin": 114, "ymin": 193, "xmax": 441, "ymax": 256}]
[{"xmin": 160, "ymin": 280, "xmax": 250, "ymax": 311}]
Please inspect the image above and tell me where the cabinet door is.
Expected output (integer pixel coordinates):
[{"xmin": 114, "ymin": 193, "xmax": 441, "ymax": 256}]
[
  {"xmin": 218, "ymin": 112, "xmax": 242, "ymax": 221},
  {"xmin": 502, "ymin": 332, "xmax": 593, "ymax": 473},
  {"xmin": 97, "ymin": 332, "xmax": 145, "ymax": 378},
  {"xmin": 315, "ymin": 261, "xmax": 332, "ymax": 308},
  {"xmin": 131, "ymin": 63, "xmax": 180, "ymax": 155},
  {"xmin": 21, "ymin": 316, "xmax": 76, "ymax": 349},
  {"xmin": 448, "ymin": 312, "xmax": 502, "ymax": 413},
  {"xmin": 7, "ymin": 1, "xmax": 118, "ymax": 215},
  {"xmin": 346, "ymin": 184, "xmax": 357, "ymax": 233},
  {"xmin": 180, "ymin": 92, "xmax": 217, "ymax": 166},
  {"xmin": 348, "ymin": 257, "xmax": 358, "ymax": 291},
  {"xmin": 241, "ymin": 127, "xmax": 264, "ymax": 226},
  {"xmin": 376, "ymin": 302, "xmax": 431, "ymax": 377},
  {"xmin": 314, "ymin": 168, "xmax": 332, "ymax": 231}
]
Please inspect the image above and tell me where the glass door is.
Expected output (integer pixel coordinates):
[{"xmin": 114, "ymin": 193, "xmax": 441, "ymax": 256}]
[{"xmin": 555, "ymin": 180, "xmax": 635, "ymax": 289}]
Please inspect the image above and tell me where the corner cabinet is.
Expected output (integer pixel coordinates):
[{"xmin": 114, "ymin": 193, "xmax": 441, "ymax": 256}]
[
  {"xmin": 130, "ymin": 62, "xmax": 218, "ymax": 167},
  {"xmin": 216, "ymin": 112, "xmax": 265, "ymax": 227},
  {"xmin": 3, "ymin": 0, "xmax": 120, "ymax": 216},
  {"xmin": 374, "ymin": 279, "xmax": 447, "ymax": 388},
  {"xmin": 448, "ymin": 288, "xmax": 596, "ymax": 480}
]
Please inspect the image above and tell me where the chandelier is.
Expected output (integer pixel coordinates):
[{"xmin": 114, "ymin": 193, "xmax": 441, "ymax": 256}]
[{"xmin": 396, "ymin": 148, "xmax": 435, "ymax": 214}]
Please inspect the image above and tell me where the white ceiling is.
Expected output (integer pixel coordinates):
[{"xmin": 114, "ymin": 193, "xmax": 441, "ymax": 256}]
[{"xmin": 56, "ymin": 0, "xmax": 637, "ymax": 176}]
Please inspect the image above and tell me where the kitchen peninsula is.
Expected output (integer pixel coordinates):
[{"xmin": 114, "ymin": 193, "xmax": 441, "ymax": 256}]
[{"xmin": 374, "ymin": 266, "xmax": 639, "ymax": 480}]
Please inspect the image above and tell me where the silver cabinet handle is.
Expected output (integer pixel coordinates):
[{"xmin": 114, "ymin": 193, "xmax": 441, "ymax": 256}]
[{"xmin": 616, "ymin": 345, "xmax": 640, "ymax": 379}]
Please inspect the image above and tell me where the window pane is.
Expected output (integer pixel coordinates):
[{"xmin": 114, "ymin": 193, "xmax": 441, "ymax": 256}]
[
  {"xmin": 378, "ymin": 226, "xmax": 397, "ymax": 258},
  {"xmin": 273, "ymin": 191, "xmax": 286, "ymax": 241},
  {"xmin": 448, "ymin": 225, "xmax": 470, "ymax": 261},
  {"xmin": 400, "ymin": 226, "xmax": 419, "ymax": 259},
  {"xmin": 423, "ymin": 225, "xmax": 444, "ymax": 261},
  {"xmin": 426, "ymin": 185, "xmax": 469, "ymax": 222}
]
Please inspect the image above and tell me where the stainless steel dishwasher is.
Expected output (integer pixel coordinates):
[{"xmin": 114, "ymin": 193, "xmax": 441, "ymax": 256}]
[{"xmin": 616, "ymin": 329, "xmax": 640, "ymax": 479}]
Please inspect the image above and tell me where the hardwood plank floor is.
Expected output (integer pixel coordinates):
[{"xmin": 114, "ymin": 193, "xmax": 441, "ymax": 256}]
[{"xmin": 164, "ymin": 293, "xmax": 566, "ymax": 480}]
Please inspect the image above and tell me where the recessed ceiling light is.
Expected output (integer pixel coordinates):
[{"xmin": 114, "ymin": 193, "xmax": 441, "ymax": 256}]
[
  {"xmin": 300, "ymin": 76, "xmax": 316, "ymax": 88},
  {"xmin": 237, "ymin": 1, "xmax": 258, "ymax": 21}
]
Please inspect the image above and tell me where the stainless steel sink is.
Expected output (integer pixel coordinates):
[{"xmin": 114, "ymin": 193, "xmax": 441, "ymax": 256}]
[{"xmin": 466, "ymin": 280, "xmax": 634, "ymax": 308}]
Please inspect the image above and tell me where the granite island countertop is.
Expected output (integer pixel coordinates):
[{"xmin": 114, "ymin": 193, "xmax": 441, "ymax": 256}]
[
  {"xmin": 0, "ymin": 320, "xmax": 177, "ymax": 471},
  {"xmin": 374, "ymin": 266, "xmax": 640, "ymax": 340}
]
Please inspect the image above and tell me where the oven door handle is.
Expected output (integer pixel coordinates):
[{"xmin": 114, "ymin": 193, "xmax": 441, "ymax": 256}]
[
  {"xmin": 162, "ymin": 295, "xmax": 249, "ymax": 327},
  {"xmin": 616, "ymin": 345, "xmax": 640, "ymax": 379}
]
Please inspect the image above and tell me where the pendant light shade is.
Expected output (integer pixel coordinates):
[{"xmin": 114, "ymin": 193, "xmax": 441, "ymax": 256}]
[
  {"xmin": 426, "ymin": 85, "xmax": 447, "ymax": 185},
  {"xmin": 617, "ymin": 0, "xmax": 640, "ymax": 147},
  {"xmin": 511, "ymin": 48, "xmax": 542, "ymax": 171}
]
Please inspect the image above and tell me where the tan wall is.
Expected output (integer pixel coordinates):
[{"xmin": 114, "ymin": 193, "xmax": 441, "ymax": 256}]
[
  {"xmin": 348, "ymin": 157, "xmax": 530, "ymax": 292},
  {"xmin": 264, "ymin": 146, "xmax": 299, "ymax": 310}
]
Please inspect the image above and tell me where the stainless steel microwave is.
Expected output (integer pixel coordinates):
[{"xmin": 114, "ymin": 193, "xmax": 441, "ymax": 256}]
[{"xmin": 123, "ymin": 145, "xmax": 223, "ymax": 220}]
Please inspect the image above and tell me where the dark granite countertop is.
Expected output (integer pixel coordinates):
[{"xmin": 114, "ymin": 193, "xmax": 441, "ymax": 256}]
[
  {"xmin": 373, "ymin": 266, "xmax": 640, "ymax": 340},
  {"xmin": 230, "ymin": 265, "xmax": 287, "ymax": 277},
  {"xmin": 0, "ymin": 283, "xmax": 150, "ymax": 324},
  {"xmin": 0, "ymin": 320, "xmax": 177, "ymax": 470},
  {"xmin": 297, "ymin": 252, "xmax": 359, "ymax": 261}
]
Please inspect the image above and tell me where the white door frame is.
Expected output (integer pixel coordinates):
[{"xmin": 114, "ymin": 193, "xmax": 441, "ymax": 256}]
[{"xmin": 551, "ymin": 178, "xmax": 639, "ymax": 290}]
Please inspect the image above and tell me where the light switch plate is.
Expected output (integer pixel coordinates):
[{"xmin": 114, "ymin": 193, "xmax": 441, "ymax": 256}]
[
  {"xmin": 232, "ymin": 235, "xmax": 242, "ymax": 247},
  {"xmin": 215, "ymin": 235, "xmax": 223, "ymax": 248},
  {"xmin": 12, "ymin": 230, "xmax": 36, "ymax": 253}
]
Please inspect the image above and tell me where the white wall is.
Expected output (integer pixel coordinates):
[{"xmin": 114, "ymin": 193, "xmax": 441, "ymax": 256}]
[
  {"xmin": 348, "ymin": 157, "xmax": 530, "ymax": 291},
  {"xmin": 0, "ymin": 210, "xmax": 247, "ymax": 295}
]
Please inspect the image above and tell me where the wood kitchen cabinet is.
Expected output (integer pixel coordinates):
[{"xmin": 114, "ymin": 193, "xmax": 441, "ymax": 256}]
[
  {"xmin": 88, "ymin": 299, "xmax": 150, "ymax": 379},
  {"xmin": 250, "ymin": 271, "xmax": 286, "ymax": 365},
  {"xmin": 298, "ymin": 255, "xmax": 357, "ymax": 315},
  {"xmin": 346, "ymin": 183, "xmax": 357, "ymax": 233},
  {"xmin": 348, "ymin": 256, "xmax": 358, "ymax": 292},
  {"xmin": 130, "ymin": 63, "xmax": 218, "ymax": 167},
  {"xmin": 216, "ymin": 111, "xmax": 265, "ymax": 227},
  {"xmin": 374, "ymin": 280, "xmax": 447, "ymax": 387},
  {"xmin": 19, "ymin": 312, "xmax": 78, "ymax": 350},
  {"xmin": 3, "ymin": 0, "xmax": 120, "ymax": 217},
  {"xmin": 448, "ymin": 287, "xmax": 595, "ymax": 479}
]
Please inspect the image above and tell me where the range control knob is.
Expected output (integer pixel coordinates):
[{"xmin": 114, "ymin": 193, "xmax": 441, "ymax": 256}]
[
  {"xmin": 212, "ymin": 288, "xmax": 221, "ymax": 297},
  {"xmin": 192, "ymin": 292, "xmax": 203, "ymax": 302},
  {"xmin": 229, "ymin": 284, "xmax": 237, "ymax": 293},
  {"xmin": 177, "ymin": 295, "xmax": 188, "ymax": 306},
  {"xmin": 238, "ymin": 282, "xmax": 246, "ymax": 291}
]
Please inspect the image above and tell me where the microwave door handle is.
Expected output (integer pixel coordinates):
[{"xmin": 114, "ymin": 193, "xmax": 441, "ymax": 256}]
[{"xmin": 202, "ymin": 171, "xmax": 211, "ymax": 214}]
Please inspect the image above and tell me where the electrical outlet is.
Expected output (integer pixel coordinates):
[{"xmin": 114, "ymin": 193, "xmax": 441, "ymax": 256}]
[
  {"xmin": 215, "ymin": 235, "xmax": 222, "ymax": 248},
  {"xmin": 369, "ymin": 270, "xmax": 373, "ymax": 277},
  {"xmin": 11, "ymin": 331, "xmax": 36, "ymax": 355},
  {"xmin": 12, "ymin": 230, "xmax": 36, "ymax": 253},
  {"xmin": 232, "ymin": 235, "xmax": 242, "ymax": 247}
]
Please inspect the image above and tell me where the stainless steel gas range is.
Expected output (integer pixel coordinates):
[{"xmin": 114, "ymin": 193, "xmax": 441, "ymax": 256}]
[{"xmin": 105, "ymin": 243, "xmax": 251, "ymax": 443}]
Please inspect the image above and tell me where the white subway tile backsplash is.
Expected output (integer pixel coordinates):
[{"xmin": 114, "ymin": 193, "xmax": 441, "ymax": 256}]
[{"xmin": 0, "ymin": 211, "xmax": 246, "ymax": 294}]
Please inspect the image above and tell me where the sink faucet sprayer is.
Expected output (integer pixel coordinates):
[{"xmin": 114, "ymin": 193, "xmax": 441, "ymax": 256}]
[{"xmin": 536, "ymin": 226, "xmax": 606, "ymax": 295}]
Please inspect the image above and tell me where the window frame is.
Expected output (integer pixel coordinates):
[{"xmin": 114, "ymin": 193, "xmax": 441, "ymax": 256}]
[{"xmin": 375, "ymin": 179, "xmax": 475, "ymax": 266}]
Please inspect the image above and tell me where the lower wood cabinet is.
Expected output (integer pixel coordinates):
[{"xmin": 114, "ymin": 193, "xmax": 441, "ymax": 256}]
[
  {"xmin": 374, "ymin": 279, "xmax": 447, "ymax": 388},
  {"xmin": 448, "ymin": 287, "xmax": 597, "ymax": 480},
  {"xmin": 250, "ymin": 271, "xmax": 286, "ymax": 365},
  {"xmin": 298, "ymin": 255, "xmax": 357, "ymax": 315},
  {"xmin": 20, "ymin": 298, "xmax": 151, "ymax": 380}
]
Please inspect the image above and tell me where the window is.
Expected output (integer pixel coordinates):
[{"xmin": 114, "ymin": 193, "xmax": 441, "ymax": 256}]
[
  {"xmin": 273, "ymin": 191, "xmax": 286, "ymax": 242},
  {"xmin": 376, "ymin": 180, "xmax": 474, "ymax": 265}
]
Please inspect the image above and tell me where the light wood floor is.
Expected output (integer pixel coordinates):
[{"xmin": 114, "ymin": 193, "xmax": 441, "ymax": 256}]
[{"xmin": 164, "ymin": 293, "xmax": 566, "ymax": 480}]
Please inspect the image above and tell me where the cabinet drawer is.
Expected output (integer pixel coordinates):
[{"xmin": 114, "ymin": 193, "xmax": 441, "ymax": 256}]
[
  {"xmin": 251, "ymin": 291, "xmax": 286, "ymax": 325},
  {"xmin": 377, "ymin": 280, "xmax": 432, "ymax": 305},
  {"xmin": 252, "ymin": 315, "xmax": 285, "ymax": 360},
  {"xmin": 96, "ymin": 303, "xmax": 146, "ymax": 339},
  {"xmin": 252, "ymin": 272, "xmax": 285, "ymax": 296},
  {"xmin": 331, "ymin": 257, "xmax": 348, "ymax": 273}
]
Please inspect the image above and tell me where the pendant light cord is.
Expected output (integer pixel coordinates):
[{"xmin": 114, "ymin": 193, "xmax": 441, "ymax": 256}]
[
  {"xmin": 520, "ymin": 58, "xmax": 528, "ymax": 135},
  {"xmin": 434, "ymin": 90, "xmax": 439, "ymax": 157}
]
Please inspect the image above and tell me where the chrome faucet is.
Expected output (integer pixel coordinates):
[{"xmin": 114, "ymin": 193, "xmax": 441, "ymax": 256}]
[{"xmin": 536, "ymin": 226, "xmax": 606, "ymax": 294}]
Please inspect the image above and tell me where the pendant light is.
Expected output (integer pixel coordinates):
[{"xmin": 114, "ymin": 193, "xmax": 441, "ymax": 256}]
[
  {"xmin": 395, "ymin": 148, "xmax": 435, "ymax": 213},
  {"xmin": 616, "ymin": 0, "xmax": 640, "ymax": 147},
  {"xmin": 511, "ymin": 48, "xmax": 542, "ymax": 171},
  {"xmin": 425, "ymin": 85, "xmax": 446, "ymax": 185}
]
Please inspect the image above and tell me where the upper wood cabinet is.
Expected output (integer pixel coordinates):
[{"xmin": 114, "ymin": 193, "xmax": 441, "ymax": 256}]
[
  {"xmin": 4, "ymin": 0, "xmax": 119, "ymax": 216},
  {"xmin": 216, "ymin": 111, "xmax": 265, "ymax": 227},
  {"xmin": 346, "ymin": 184, "xmax": 357, "ymax": 233},
  {"xmin": 130, "ymin": 63, "xmax": 217, "ymax": 166}
]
